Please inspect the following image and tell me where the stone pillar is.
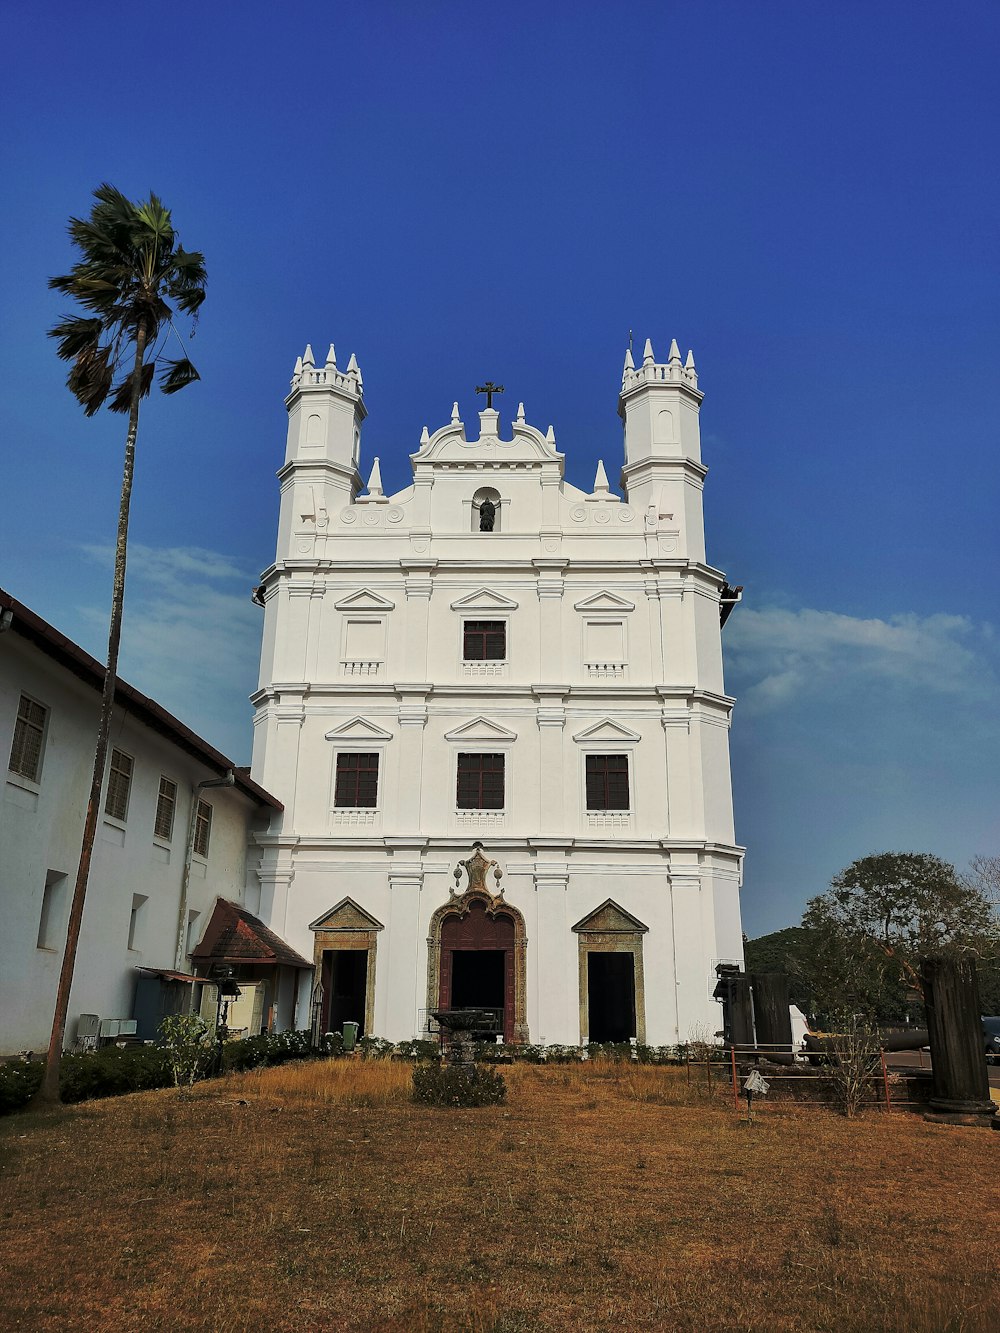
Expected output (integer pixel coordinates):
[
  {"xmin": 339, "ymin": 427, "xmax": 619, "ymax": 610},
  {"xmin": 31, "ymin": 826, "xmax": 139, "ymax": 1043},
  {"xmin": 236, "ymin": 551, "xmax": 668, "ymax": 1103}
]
[
  {"xmin": 750, "ymin": 973, "xmax": 792, "ymax": 1054},
  {"xmin": 922, "ymin": 956, "xmax": 997, "ymax": 1120},
  {"xmin": 394, "ymin": 689, "xmax": 429, "ymax": 833},
  {"xmin": 533, "ymin": 689, "xmax": 567, "ymax": 835},
  {"xmin": 385, "ymin": 862, "xmax": 424, "ymax": 1041}
]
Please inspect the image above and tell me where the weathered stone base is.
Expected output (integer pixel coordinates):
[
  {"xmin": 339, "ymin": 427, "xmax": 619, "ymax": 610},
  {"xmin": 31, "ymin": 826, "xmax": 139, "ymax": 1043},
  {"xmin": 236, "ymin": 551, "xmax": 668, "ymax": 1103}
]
[{"xmin": 923, "ymin": 1098, "xmax": 997, "ymax": 1128}]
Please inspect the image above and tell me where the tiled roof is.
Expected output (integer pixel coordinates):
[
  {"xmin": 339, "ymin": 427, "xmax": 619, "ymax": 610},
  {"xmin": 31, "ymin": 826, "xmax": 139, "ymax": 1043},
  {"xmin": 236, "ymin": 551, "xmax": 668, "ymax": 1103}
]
[{"xmin": 191, "ymin": 899, "xmax": 311, "ymax": 968}]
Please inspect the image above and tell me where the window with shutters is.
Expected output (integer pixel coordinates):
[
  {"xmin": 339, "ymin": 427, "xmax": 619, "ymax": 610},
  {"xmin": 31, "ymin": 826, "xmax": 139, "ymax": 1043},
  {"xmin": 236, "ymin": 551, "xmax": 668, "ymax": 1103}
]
[
  {"xmin": 334, "ymin": 752, "xmax": 379, "ymax": 808},
  {"xmin": 456, "ymin": 753, "xmax": 505, "ymax": 810},
  {"xmin": 105, "ymin": 749, "xmax": 133, "ymax": 821},
  {"xmin": 154, "ymin": 777, "xmax": 177, "ymax": 840},
  {"xmin": 8, "ymin": 694, "xmax": 48, "ymax": 783},
  {"xmin": 585, "ymin": 754, "xmax": 630, "ymax": 811},
  {"xmin": 463, "ymin": 620, "xmax": 506, "ymax": 661},
  {"xmin": 193, "ymin": 799, "xmax": 213, "ymax": 857}
]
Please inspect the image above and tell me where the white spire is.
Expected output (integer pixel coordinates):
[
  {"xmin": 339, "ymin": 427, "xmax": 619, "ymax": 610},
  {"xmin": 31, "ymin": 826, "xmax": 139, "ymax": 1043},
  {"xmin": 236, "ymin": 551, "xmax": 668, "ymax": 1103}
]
[
  {"xmin": 685, "ymin": 348, "xmax": 696, "ymax": 371},
  {"xmin": 516, "ymin": 401, "xmax": 525, "ymax": 423},
  {"xmin": 545, "ymin": 424, "xmax": 556, "ymax": 445},
  {"xmin": 642, "ymin": 338, "xmax": 655, "ymax": 366},
  {"xmin": 293, "ymin": 354, "xmax": 303, "ymax": 377},
  {"xmin": 668, "ymin": 338, "xmax": 682, "ymax": 365},
  {"xmin": 325, "ymin": 343, "xmax": 337, "ymax": 368},
  {"xmin": 419, "ymin": 425, "xmax": 430, "ymax": 446},
  {"xmin": 345, "ymin": 352, "xmax": 362, "ymax": 392},
  {"xmin": 366, "ymin": 456, "xmax": 384, "ymax": 497},
  {"xmin": 593, "ymin": 459, "xmax": 610, "ymax": 494},
  {"xmin": 451, "ymin": 402, "xmax": 461, "ymax": 424},
  {"xmin": 302, "ymin": 343, "xmax": 315, "ymax": 368},
  {"xmin": 623, "ymin": 347, "xmax": 635, "ymax": 377}
]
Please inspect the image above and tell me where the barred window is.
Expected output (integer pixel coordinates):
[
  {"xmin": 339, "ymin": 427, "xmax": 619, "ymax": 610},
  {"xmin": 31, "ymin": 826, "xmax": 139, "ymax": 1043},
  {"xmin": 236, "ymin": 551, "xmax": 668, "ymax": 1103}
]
[
  {"xmin": 154, "ymin": 777, "xmax": 177, "ymax": 840},
  {"xmin": 585, "ymin": 754, "xmax": 630, "ymax": 811},
  {"xmin": 105, "ymin": 749, "xmax": 133, "ymax": 821},
  {"xmin": 463, "ymin": 620, "xmax": 506, "ymax": 661},
  {"xmin": 457, "ymin": 753, "xmax": 504, "ymax": 810},
  {"xmin": 193, "ymin": 799, "xmax": 212, "ymax": 857},
  {"xmin": 9, "ymin": 694, "xmax": 47, "ymax": 782},
  {"xmin": 334, "ymin": 753, "xmax": 379, "ymax": 808}
]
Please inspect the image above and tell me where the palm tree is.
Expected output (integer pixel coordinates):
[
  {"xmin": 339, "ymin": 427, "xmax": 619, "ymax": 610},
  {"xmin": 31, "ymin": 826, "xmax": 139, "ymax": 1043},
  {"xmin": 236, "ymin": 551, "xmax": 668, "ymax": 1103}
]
[{"xmin": 36, "ymin": 184, "xmax": 207, "ymax": 1102}]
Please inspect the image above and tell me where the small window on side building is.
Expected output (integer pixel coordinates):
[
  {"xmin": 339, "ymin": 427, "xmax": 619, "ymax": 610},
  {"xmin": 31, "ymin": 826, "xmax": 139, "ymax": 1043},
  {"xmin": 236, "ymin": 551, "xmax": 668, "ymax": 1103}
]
[
  {"xmin": 105, "ymin": 749, "xmax": 133, "ymax": 821},
  {"xmin": 463, "ymin": 620, "xmax": 506, "ymax": 661},
  {"xmin": 154, "ymin": 777, "xmax": 177, "ymax": 841},
  {"xmin": 9, "ymin": 694, "xmax": 48, "ymax": 782},
  {"xmin": 193, "ymin": 799, "xmax": 212, "ymax": 857},
  {"xmin": 585, "ymin": 754, "xmax": 630, "ymax": 811}
]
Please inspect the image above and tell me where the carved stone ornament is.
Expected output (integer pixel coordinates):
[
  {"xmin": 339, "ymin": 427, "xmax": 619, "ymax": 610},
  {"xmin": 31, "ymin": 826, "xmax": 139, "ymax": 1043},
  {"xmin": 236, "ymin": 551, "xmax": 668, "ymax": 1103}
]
[{"xmin": 451, "ymin": 841, "xmax": 504, "ymax": 906}]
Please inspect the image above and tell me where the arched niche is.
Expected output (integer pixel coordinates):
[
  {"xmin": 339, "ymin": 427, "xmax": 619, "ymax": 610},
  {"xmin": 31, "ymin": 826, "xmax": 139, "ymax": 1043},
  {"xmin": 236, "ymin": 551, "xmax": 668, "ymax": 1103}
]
[{"xmin": 472, "ymin": 486, "xmax": 503, "ymax": 533}]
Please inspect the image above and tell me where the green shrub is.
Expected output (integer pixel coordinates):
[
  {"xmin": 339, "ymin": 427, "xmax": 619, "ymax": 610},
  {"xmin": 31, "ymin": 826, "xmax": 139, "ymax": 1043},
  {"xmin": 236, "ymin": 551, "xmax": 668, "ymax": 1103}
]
[
  {"xmin": 0, "ymin": 1060, "xmax": 43, "ymax": 1114},
  {"xmin": 393, "ymin": 1038, "xmax": 440, "ymax": 1062},
  {"xmin": 59, "ymin": 1046, "xmax": 172, "ymax": 1104},
  {"xmin": 412, "ymin": 1062, "xmax": 507, "ymax": 1107},
  {"xmin": 160, "ymin": 1014, "xmax": 213, "ymax": 1086},
  {"xmin": 222, "ymin": 1028, "xmax": 314, "ymax": 1073}
]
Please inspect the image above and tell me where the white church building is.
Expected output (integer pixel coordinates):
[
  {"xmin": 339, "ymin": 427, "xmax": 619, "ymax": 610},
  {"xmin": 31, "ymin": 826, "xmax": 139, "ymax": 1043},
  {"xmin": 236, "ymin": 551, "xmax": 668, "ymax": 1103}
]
[{"xmin": 250, "ymin": 337, "xmax": 745, "ymax": 1046}]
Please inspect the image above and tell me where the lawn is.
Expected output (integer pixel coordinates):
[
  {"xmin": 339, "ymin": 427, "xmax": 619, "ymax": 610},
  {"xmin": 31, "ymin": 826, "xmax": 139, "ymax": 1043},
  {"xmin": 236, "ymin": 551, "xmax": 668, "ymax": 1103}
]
[{"xmin": 0, "ymin": 1059, "xmax": 997, "ymax": 1331}]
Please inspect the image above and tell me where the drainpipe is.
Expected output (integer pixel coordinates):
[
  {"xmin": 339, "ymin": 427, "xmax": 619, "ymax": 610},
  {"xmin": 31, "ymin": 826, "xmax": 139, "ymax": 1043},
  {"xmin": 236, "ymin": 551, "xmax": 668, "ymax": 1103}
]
[{"xmin": 175, "ymin": 770, "xmax": 235, "ymax": 972}]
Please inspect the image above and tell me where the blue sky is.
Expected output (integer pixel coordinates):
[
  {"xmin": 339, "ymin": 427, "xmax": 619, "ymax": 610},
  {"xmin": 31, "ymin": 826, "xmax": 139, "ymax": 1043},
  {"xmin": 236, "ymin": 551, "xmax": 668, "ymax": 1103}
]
[{"xmin": 1, "ymin": 2, "xmax": 997, "ymax": 935}]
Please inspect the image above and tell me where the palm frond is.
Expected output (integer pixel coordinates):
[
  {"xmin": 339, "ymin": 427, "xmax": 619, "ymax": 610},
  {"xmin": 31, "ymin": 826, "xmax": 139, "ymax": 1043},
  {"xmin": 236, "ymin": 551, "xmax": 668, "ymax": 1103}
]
[
  {"xmin": 48, "ymin": 315, "xmax": 104, "ymax": 362},
  {"xmin": 66, "ymin": 343, "xmax": 114, "ymax": 416},
  {"xmin": 158, "ymin": 357, "xmax": 201, "ymax": 395},
  {"xmin": 108, "ymin": 361, "xmax": 155, "ymax": 414}
]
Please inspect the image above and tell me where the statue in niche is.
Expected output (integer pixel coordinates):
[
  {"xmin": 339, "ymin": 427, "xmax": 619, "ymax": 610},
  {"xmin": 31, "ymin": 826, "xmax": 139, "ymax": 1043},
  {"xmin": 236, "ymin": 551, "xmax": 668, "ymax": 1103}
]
[{"xmin": 479, "ymin": 498, "xmax": 497, "ymax": 532}]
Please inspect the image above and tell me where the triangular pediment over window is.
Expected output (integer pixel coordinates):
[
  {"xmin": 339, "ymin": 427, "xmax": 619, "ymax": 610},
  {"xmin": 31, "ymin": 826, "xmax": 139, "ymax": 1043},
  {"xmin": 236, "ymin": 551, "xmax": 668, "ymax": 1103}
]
[
  {"xmin": 449, "ymin": 588, "xmax": 519, "ymax": 611},
  {"xmin": 333, "ymin": 588, "xmax": 396, "ymax": 611},
  {"xmin": 572, "ymin": 899, "xmax": 648, "ymax": 934},
  {"xmin": 444, "ymin": 716, "xmax": 518, "ymax": 743},
  {"xmin": 308, "ymin": 897, "xmax": 384, "ymax": 933},
  {"xmin": 325, "ymin": 716, "xmax": 394, "ymax": 742},
  {"xmin": 572, "ymin": 718, "xmax": 641, "ymax": 744},
  {"xmin": 573, "ymin": 591, "xmax": 635, "ymax": 612}
]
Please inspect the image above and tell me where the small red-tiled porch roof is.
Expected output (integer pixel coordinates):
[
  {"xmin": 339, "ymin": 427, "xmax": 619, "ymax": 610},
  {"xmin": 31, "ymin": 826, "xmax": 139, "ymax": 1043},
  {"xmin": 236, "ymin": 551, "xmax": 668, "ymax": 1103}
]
[{"xmin": 191, "ymin": 900, "xmax": 311, "ymax": 969}]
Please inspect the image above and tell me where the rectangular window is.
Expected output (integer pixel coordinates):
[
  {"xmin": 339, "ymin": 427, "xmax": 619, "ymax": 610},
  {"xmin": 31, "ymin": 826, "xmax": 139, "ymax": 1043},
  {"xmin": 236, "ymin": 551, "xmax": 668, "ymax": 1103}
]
[
  {"xmin": 154, "ymin": 777, "xmax": 177, "ymax": 840},
  {"xmin": 334, "ymin": 753, "xmax": 379, "ymax": 807},
  {"xmin": 37, "ymin": 870, "xmax": 68, "ymax": 949},
  {"xmin": 105, "ymin": 749, "xmax": 133, "ymax": 821},
  {"xmin": 457, "ymin": 753, "xmax": 505, "ymax": 810},
  {"xmin": 586, "ymin": 754, "xmax": 630, "ymax": 811},
  {"xmin": 9, "ymin": 694, "xmax": 47, "ymax": 782},
  {"xmin": 463, "ymin": 620, "xmax": 506, "ymax": 661},
  {"xmin": 193, "ymin": 799, "xmax": 213, "ymax": 857},
  {"xmin": 584, "ymin": 620, "xmax": 625, "ymax": 663}
]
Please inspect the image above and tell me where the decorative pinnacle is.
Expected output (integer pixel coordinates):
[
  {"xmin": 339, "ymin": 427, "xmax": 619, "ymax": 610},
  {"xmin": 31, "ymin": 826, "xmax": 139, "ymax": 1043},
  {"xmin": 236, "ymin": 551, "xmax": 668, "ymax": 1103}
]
[
  {"xmin": 302, "ymin": 343, "xmax": 315, "ymax": 368},
  {"xmin": 451, "ymin": 402, "xmax": 461, "ymax": 424},
  {"xmin": 345, "ymin": 352, "xmax": 362, "ymax": 392},
  {"xmin": 293, "ymin": 354, "xmax": 303, "ymax": 377},
  {"xmin": 516, "ymin": 401, "xmax": 525, "ymax": 423},
  {"xmin": 593, "ymin": 459, "xmax": 610, "ymax": 494},
  {"xmin": 545, "ymin": 424, "xmax": 556, "ymax": 445},
  {"xmin": 668, "ymin": 338, "xmax": 682, "ymax": 365},
  {"xmin": 366, "ymin": 456, "xmax": 384, "ymax": 496},
  {"xmin": 623, "ymin": 347, "xmax": 635, "ymax": 376},
  {"xmin": 642, "ymin": 338, "xmax": 655, "ymax": 366},
  {"xmin": 685, "ymin": 349, "xmax": 696, "ymax": 371},
  {"xmin": 419, "ymin": 425, "xmax": 430, "ymax": 445},
  {"xmin": 325, "ymin": 343, "xmax": 337, "ymax": 368}
]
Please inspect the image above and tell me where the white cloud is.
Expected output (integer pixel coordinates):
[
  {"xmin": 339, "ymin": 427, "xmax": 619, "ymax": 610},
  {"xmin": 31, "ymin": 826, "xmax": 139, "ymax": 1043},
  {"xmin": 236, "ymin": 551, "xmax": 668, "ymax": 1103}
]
[
  {"xmin": 726, "ymin": 606, "xmax": 997, "ymax": 714},
  {"xmin": 79, "ymin": 543, "xmax": 261, "ymax": 759}
]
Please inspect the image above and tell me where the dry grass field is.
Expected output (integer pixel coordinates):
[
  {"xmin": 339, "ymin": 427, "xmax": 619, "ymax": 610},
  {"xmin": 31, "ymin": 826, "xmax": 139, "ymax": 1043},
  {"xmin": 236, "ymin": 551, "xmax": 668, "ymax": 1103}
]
[{"xmin": 1, "ymin": 1059, "xmax": 997, "ymax": 1332}]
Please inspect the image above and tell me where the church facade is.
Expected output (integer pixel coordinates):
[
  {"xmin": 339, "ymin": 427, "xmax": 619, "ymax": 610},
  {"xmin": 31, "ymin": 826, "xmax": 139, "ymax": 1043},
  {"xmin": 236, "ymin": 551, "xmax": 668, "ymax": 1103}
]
[{"xmin": 250, "ymin": 338, "xmax": 744, "ymax": 1046}]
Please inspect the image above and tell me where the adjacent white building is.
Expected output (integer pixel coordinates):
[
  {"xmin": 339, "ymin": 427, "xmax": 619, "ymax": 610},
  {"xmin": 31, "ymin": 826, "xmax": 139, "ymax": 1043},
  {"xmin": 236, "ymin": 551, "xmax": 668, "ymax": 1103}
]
[
  {"xmin": 0, "ymin": 590, "xmax": 302, "ymax": 1056},
  {"xmin": 251, "ymin": 337, "xmax": 745, "ymax": 1045}
]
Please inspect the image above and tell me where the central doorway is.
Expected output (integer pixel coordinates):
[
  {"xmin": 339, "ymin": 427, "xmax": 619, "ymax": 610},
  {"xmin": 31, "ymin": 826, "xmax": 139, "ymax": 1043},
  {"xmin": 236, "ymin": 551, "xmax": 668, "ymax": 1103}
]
[
  {"xmin": 439, "ymin": 901, "xmax": 515, "ymax": 1040},
  {"xmin": 587, "ymin": 952, "xmax": 636, "ymax": 1043}
]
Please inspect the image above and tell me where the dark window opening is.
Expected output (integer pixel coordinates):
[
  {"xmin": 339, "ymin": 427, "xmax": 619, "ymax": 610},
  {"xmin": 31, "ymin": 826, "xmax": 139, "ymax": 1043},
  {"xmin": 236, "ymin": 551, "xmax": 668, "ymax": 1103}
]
[
  {"xmin": 456, "ymin": 752, "xmax": 504, "ymax": 809},
  {"xmin": 9, "ymin": 694, "xmax": 47, "ymax": 782},
  {"xmin": 463, "ymin": 620, "xmax": 506, "ymax": 661},
  {"xmin": 587, "ymin": 952, "xmax": 636, "ymax": 1043},
  {"xmin": 335, "ymin": 752, "xmax": 379, "ymax": 807},
  {"xmin": 450, "ymin": 949, "xmax": 505, "ymax": 1013},
  {"xmin": 323, "ymin": 949, "xmax": 368, "ymax": 1035},
  {"xmin": 585, "ymin": 754, "xmax": 630, "ymax": 810}
]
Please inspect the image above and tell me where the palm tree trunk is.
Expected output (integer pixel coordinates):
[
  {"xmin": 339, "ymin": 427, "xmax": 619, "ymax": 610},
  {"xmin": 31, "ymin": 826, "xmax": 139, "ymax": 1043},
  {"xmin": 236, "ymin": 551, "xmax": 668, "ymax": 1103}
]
[{"xmin": 36, "ymin": 326, "xmax": 148, "ymax": 1104}]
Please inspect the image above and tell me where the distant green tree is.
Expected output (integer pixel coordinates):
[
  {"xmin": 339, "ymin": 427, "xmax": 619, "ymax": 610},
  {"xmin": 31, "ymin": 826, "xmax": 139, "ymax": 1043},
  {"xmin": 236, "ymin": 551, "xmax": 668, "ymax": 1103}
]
[
  {"xmin": 797, "ymin": 852, "xmax": 999, "ymax": 1026},
  {"xmin": 36, "ymin": 185, "xmax": 206, "ymax": 1105}
]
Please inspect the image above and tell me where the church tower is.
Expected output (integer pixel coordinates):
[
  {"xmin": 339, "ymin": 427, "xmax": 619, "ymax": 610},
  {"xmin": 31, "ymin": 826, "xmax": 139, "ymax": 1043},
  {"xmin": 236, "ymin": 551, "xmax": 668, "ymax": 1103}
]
[{"xmin": 251, "ymin": 336, "xmax": 744, "ymax": 1048}]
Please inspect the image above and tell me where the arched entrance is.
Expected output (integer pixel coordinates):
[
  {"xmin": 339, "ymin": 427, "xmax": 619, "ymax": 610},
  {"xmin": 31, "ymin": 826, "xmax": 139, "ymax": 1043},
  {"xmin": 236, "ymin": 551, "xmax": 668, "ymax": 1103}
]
[{"xmin": 426, "ymin": 845, "xmax": 528, "ymax": 1042}]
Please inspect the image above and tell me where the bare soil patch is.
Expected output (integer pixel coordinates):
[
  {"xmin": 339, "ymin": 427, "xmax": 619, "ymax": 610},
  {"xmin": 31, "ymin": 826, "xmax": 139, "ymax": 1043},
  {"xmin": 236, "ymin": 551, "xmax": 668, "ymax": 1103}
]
[{"xmin": 0, "ymin": 1060, "xmax": 996, "ymax": 1331}]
